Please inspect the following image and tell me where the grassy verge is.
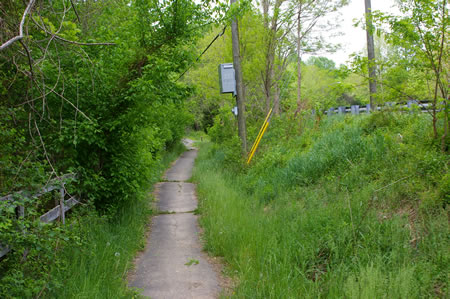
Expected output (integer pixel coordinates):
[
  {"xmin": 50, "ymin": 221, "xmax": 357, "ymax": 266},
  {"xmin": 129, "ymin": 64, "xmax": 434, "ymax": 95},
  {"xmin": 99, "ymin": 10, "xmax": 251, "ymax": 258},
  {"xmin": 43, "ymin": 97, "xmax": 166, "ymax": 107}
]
[
  {"xmin": 193, "ymin": 113, "xmax": 449, "ymax": 298},
  {"xmin": 48, "ymin": 142, "xmax": 186, "ymax": 298}
]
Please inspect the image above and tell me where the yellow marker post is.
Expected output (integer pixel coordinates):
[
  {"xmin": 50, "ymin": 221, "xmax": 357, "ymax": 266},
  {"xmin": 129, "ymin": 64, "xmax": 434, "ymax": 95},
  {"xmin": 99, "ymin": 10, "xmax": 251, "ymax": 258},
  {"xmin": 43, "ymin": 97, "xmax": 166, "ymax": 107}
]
[
  {"xmin": 249, "ymin": 108, "xmax": 272, "ymax": 156},
  {"xmin": 247, "ymin": 109, "xmax": 272, "ymax": 164}
]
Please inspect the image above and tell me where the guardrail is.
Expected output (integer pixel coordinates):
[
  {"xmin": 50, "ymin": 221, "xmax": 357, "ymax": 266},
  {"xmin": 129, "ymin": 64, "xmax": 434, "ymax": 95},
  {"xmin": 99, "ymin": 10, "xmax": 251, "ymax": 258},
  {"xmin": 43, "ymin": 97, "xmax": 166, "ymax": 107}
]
[
  {"xmin": 315, "ymin": 100, "xmax": 441, "ymax": 116},
  {"xmin": 0, "ymin": 173, "xmax": 78, "ymax": 258}
]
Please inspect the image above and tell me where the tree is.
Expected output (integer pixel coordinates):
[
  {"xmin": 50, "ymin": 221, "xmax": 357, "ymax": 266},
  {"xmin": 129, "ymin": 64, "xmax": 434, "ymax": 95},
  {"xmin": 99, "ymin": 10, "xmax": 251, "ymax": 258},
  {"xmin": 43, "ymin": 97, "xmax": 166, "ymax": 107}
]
[
  {"xmin": 306, "ymin": 56, "xmax": 337, "ymax": 70},
  {"xmin": 364, "ymin": 0, "xmax": 377, "ymax": 107},
  {"xmin": 261, "ymin": 0, "xmax": 287, "ymax": 114},
  {"xmin": 374, "ymin": 0, "xmax": 448, "ymax": 151}
]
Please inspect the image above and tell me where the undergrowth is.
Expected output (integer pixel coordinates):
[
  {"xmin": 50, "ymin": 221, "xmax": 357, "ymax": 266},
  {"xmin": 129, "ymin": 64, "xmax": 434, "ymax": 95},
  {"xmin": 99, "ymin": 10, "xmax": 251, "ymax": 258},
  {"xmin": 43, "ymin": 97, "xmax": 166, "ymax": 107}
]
[
  {"xmin": 193, "ymin": 113, "xmax": 449, "ymax": 298},
  {"xmin": 0, "ymin": 142, "xmax": 185, "ymax": 298},
  {"xmin": 49, "ymin": 142, "xmax": 186, "ymax": 298}
]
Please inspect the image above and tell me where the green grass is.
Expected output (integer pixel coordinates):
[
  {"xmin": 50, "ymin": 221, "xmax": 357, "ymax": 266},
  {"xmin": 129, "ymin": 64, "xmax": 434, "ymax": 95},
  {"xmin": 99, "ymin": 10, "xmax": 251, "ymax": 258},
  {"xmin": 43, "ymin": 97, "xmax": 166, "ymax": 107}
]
[
  {"xmin": 47, "ymin": 142, "xmax": 186, "ymax": 298},
  {"xmin": 186, "ymin": 130, "xmax": 209, "ymax": 147},
  {"xmin": 193, "ymin": 113, "xmax": 449, "ymax": 298},
  {"xmin": 186, "ymin": 129, "xmax": 208, "ymax": 140}
]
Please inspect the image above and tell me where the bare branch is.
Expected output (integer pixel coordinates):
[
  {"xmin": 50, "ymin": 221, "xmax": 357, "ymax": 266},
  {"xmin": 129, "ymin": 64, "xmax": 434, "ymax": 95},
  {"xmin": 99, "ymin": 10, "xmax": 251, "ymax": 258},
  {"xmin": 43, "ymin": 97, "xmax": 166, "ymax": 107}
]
[
  {"xmin": 32, "ymin": 19, "xmax": 116, "ymax": 46},
  {"xmin": 34, "ymin": 118, "xmax": 57, "ymax": 178},
  {"xmin": 50, "ymin": 90, "xmax": 93, "ymax": 122},
  {"xmin": 19, "ymin": 40, "xmax": 34, "ymax": 79},
  {"xmin": 0, "ymin": 0, "xmax": 36, "ymax": 51},
  {"xmin": 69, "ymin": 0, "xmax": 81, "ymax": 23}
]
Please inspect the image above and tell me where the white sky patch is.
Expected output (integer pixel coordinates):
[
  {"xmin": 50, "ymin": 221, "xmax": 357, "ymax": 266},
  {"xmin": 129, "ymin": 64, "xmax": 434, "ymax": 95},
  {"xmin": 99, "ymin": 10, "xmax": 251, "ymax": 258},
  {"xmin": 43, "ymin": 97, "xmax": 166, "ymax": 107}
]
[{"xmin": 303, "ymin": 0, "xmax": 401, "ymax": 66}]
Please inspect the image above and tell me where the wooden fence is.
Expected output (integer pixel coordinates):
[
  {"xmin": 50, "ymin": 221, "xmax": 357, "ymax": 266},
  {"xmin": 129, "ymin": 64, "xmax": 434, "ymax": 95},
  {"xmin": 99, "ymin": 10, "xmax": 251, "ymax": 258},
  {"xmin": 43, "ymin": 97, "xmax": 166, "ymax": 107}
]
[{"xmin": 0, "ymin": 173, "xmax": 79, "ymax": 258}]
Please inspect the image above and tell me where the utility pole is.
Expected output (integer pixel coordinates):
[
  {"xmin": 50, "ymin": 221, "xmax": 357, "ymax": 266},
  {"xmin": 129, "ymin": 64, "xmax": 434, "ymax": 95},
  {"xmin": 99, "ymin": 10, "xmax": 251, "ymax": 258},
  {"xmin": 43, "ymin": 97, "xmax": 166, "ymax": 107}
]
[
  {"xmin": 365, "ymin": 0, "xmax": 377, "ymax": 107},
  {"xmin": 230, "ymin": 0, "xmax": 247, "ymax": 154}
]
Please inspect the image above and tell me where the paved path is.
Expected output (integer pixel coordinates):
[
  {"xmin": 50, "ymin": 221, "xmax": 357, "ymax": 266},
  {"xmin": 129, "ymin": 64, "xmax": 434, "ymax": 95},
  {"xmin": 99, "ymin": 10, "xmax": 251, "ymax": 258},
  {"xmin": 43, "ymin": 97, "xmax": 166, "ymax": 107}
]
[{"xmin": 129, "ymin": 140, "xmax": 220, "ymax": 299}]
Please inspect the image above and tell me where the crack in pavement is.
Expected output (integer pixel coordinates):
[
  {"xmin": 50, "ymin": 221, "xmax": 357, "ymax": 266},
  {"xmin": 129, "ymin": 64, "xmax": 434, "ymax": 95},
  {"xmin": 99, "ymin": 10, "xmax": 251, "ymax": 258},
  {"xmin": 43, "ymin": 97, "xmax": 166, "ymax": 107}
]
[{"xmin": 157, "ymin": 210, "xmax": 197, "ymax": 215}]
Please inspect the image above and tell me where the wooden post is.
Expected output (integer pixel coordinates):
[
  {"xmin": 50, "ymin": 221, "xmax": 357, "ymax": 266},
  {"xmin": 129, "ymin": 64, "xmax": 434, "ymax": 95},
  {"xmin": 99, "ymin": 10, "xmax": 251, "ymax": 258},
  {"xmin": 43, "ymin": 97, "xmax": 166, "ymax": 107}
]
[
  {"xmin": 230, "ymin": 0, "xmax": 247, "ymax": 154},
  {"xmin": 18, "ymin": 206, "xmax": 24, "ymax": 218}
]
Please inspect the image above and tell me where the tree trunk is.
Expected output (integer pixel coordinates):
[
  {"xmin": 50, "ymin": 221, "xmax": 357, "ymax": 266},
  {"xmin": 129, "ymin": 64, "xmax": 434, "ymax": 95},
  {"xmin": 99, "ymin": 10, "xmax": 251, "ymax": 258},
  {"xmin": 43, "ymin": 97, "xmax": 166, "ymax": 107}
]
[
  {"xmin": 230, "ymin": 0, "xmax": 247, "ymax": 154},
  {"xmin": 273, "ymin": 81, "xmax": 281, "ymax": 115},
  {"xmin": 264, "ymin": 49, "xmax": 275, "ymax": 114},
  {"xmin": 365, "ymin": 0, "xmax": 377, "ymax": 107},
  {"xmin": 262, "ymin": 0, "xmax": 269, "ymax": 29},
  {"xmin": 294, "ymin": 5, "xmax": 303, "ymax": 116},
  {"xmin": 262, "ymin": 0, "xmax": 283, "ymax": 115},
  {"xmin": 442, "ymin": 100, "xmax": 448, "ymax": 152},
  {"xmin": 263, "ymin": 19, "xmax": 273, "ymax": 114}
]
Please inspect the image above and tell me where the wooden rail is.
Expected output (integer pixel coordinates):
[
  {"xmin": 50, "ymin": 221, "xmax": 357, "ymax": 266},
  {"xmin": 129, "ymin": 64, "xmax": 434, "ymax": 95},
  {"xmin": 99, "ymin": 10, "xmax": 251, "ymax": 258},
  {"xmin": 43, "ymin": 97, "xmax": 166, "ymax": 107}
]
[{"xmin": 0, "ymin": 174, "xmax": 78, "ymax": 258}]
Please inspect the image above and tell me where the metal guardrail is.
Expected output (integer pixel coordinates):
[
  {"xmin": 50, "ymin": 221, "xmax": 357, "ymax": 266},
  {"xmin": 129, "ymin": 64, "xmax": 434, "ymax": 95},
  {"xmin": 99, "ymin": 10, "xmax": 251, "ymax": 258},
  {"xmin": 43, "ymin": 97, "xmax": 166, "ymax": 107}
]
[
  {"xmin": 315, "ymin": 100, "xmax": 442, "ymax": 116},
  {"xmin": 0, "ymin": 173, "xmax": 78, "ymax": 258}
]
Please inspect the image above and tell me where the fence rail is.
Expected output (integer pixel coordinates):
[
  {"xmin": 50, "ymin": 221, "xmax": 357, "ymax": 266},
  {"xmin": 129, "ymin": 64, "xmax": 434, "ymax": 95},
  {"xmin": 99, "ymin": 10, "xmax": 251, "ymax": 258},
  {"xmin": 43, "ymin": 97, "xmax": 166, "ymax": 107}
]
[
  {"xmin": 316, "ymin": 100, "xmax": 442, "ymax": 116},
  {"xmin": 0, "ymin": 173, "xmax": 78, "ymax": 258}
]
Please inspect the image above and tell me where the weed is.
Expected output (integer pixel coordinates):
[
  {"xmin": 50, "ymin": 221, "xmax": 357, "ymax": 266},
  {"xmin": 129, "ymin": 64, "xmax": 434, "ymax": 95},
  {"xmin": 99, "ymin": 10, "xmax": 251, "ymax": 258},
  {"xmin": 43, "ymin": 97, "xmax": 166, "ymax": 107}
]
[{"xmin": 185, "ymin": 259, "xmax": 200, "ymax": 266}]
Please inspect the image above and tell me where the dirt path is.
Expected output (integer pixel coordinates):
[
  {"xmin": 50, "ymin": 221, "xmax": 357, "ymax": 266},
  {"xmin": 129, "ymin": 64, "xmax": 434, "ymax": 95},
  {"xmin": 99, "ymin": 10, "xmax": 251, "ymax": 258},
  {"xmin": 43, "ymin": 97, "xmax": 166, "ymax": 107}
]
[{"xmin": 128, "ymin": 140, "xmax": 221, "ymax": 298}]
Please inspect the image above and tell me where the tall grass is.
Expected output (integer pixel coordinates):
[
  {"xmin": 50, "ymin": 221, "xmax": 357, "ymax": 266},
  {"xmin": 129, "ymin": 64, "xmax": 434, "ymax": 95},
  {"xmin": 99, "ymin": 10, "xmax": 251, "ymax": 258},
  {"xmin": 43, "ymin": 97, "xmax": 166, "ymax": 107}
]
[
  {"xmin": 48, "ymin": 143, "xmax": 186, "ymax": 298},
  {"xmin": 193, "ymin": 113, "xmax": 449, "ymax": 298}
]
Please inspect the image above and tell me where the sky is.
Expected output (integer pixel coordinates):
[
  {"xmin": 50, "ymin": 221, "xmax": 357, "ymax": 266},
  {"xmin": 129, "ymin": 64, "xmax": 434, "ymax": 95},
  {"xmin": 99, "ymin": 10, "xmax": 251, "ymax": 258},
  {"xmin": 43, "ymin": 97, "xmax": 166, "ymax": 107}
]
[{"xmin": 304, "ymin": 0, "xmax": 400, "ymax": 66}]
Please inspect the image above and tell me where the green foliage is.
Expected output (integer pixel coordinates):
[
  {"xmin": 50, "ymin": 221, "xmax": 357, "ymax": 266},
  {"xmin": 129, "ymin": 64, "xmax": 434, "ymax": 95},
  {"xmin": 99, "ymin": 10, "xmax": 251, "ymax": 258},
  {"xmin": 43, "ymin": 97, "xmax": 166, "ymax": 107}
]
[
  {"xmin": 306, "ymin": 56, "xmax": 336, "ymax": 70},
  {"xmin": 194, "ymin": 113, "xmax": 449, "ymax": 298},
  {"xmin": 352, "ymin": 0, "xmax": 448, "ymax": 150},
  {"xmin": 0, "ymin": 142, "xmax": 185, "ymax": 298},
  {"xmin": 208, "ymin": 104, "xmax": 243, "ymax": 171},
  {"xmin": 0, "ymin": 196, "xmax": 80, "ymax": 297},
  {"xmin": 1, "ymin": 0, "xmax": 213, "ymax": 204},
  {"xmin": 1, "ymin": 0, "xmax": 215, "ymax": 296},
  {"xmin": 0, "ymin": 107, "xmax": 46, "ymax": 192},
  {"xmin": 208, "ymin": 104, "xmax": 237, "ymax": 144},
  {"xmin": 301, "ymin": 64, "xmax": 350, "ymax": 108}
]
